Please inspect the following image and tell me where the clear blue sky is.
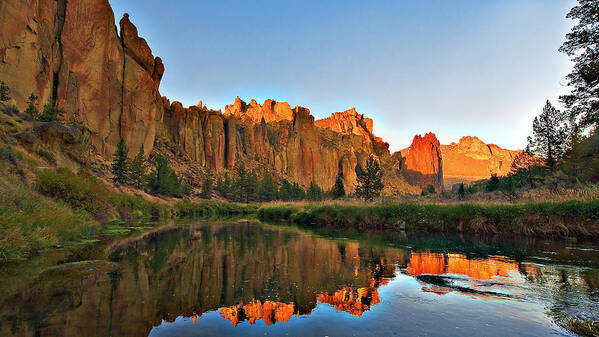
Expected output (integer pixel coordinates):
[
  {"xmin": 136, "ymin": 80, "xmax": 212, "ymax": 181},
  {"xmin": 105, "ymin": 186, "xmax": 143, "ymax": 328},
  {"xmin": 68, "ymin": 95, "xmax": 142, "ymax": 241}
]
[{"xmin": 109, "ymin": 0, "xmax": 575, "ymax": 151}]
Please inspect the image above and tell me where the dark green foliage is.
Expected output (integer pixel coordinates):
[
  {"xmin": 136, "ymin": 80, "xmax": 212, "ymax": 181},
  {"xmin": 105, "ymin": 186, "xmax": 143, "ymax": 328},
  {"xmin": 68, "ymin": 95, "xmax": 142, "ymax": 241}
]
[
  {"xmin": 307, "ymin": 181, "xmax": 324, "ymax": 201},
  {"xmin": 561, "ymin": 129, "xmax": 599, "ymax": 182},
  {"xmin": 111, "ymin": 139, "xmax": 129, "ymax": 185},
  {"xmin": 233, "ymin": 164, "xmax": 248, "ymax": 202},
  {"xmin": 331, "ymin": 173, "xmax": 346, "ymax": 199},
  {"xmin": 501, "ymin": 177, "xmax": 519, "ymax": 202},
  {"xmin": 527, "ymin": 101, "xmax": 570, "ymax": 169},
  {"xmin": 559, "ymin": 0, "xmax": 599, "ymax": 128},
  {"xmin": 0, "ymin": 81, "xmax": 10, "ymax": 102},
  {"xmin": 36, "ymin": 99, "xmax": 64, "ymax": 122},
  {"xmin": 354, "ymin": 156, "xmax": 384, "ymax": 201},
  {"xmin": 174, "ymin": 199, "xmax": 258, "ymax": 217},
  {"xmin": 458, "ymin": 183, "xmax": 465, "ymax": 200},
  {"xmin": 421, "ymin": 184, "xmax": 436, "ymax": 196},
  {"xmin": 24, "ymin": 93, "xmax": 39, "ymax": 119},
  {"xmin": 291, "ymin": 182, "xmax": 306, "ymax": 200},
  {"xmin": 279, "ymin": 178, "xmax": 293, "ymax": 201},
  {"xmin": 129, "ymin": 144, "xmax": 147, "ymax": 189},
  {"xmin": 259, "ymin": 172, "xmax": 278, "ymax": 202},
  {"xmin": 246, "ymin": 170, "xmax": 259, "ymax": 203},
  {"xmin": 147, "ymin": 154, "xmax": 184, "ymax": 197},
  {"xmin": 486, "ymin": 174, "xmax": 500, "ymax": 191},
  {"xmin": 216, "ymin": 172, "xmax": 233, "ymax": 199},
  {"xmin": 201, "ymin": 170, "xmax": 213, "ymax": 199}
]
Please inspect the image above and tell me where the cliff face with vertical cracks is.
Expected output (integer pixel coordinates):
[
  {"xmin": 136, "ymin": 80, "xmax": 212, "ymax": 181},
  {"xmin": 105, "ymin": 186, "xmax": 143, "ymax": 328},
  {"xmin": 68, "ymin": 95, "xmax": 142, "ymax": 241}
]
[
  {"xmin": 0, "ymin": 0, "xmax": 163, "ymax": 157},
  {"xmin": 400, "ymin": 133, "xmax": 444, "ymax": 190},
  {"xmin": 160, "ymin": 97, "xmax": 416, "ymax": 194},
  {"xmin": 440, "ymin": 136, "xmax": 522, "ymax": 184}
]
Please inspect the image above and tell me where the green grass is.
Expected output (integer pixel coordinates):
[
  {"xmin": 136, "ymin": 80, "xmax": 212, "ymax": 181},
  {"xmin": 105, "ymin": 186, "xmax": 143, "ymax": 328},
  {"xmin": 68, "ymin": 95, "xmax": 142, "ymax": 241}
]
[
  {"xmin": 258, "ymin": 200, "xmax": 599, "ymax": 237},
  {"xmin": 0, "ymin": 175, "xmax": 99, "ymax": 260},
  {"xmin": 174, "ymin": 199, "xmax": 258, "ymax": 217}
]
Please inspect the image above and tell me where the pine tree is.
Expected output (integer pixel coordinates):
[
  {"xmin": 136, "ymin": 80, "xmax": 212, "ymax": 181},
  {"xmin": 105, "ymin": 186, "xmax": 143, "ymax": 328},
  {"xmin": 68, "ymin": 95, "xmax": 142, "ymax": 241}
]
[
  {"xmin": 279, "ymin": 179, "xmax": 293, "ymax": 201},
  {"xmin": 331, "ymin": 173, "xmax": 346, "ymax": 199},
  {"xmin": 201, "ymin": 170, "xmax": 213, "ymax": 199},
  {"xmin": 293, "ymin": 182, "xmax": 306, "ymax": 200},
  {"xmin": 354, "ymin": 156, "xmax": 384, "ymax": 201},
  {"xmin": 307, "ymin": 182, "xmax": 323, "ymax": 201},
  {"xmin": 559, "ymin": 0, "xmax": 599, "ymax": 127},
  {"xmin": 486, "ymin": 174, "xmax": 500, "ymax": 192},
  {"xmin": 527, "ymin": 101, "xmax": 570, "ymax": 169},
  {"xmin": 147, "ymin": 154, "xmax": 182, "ymax": 197},
  {"xmin": 259, "ymin": 172, "xmax": 278, "ymax": 202},
  {"xmin": 129, "ymin": 144, "xmax": 147, "ymax": 189},
  {"xmin": 246, "ymin": 170, "xmax": 259, "ymax": 203},
  {"xmin": 37, "ymin": 99, "xmax": 64, "ymax": 122},
  {"xmin": 457, "ymin": 183, "xmax": 465, "ymax": 200},
  {"xmin": 24, "ymin": 93, "xmax": 39, "ymax": 119},
  {"xmin": 111, "ymin": 139, "xmax": 130, "ymax": 185},
  {"xmin": 0, "ymin": 82, "xmax": 10, "ymax": 102},
  {"xmin": 234, "ymin": 164, "xmax": 248, "ymax": 203}
]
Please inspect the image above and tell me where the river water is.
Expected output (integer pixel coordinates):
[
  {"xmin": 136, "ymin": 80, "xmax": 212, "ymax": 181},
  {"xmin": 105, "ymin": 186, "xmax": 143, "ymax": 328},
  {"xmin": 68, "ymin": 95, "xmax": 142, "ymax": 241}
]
[{"xmin": 1, "ymin": 221, "xmax": 598, "ymax": 336}]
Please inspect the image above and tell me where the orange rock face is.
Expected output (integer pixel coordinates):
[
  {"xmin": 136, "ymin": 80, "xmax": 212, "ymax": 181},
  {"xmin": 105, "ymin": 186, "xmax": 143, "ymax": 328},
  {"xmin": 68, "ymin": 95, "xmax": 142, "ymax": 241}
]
[
  {"xmin": 224, "ymin": 97, "xmax": 293, "ymax": 123},
  {"xmin": 0, "ymin": 1, "xmax": 163, "ymax": 157},
  {"xmin": 440, "ymin": 136, "xmax": 522, "ymax": 183},
  {"xmin": 400, "ymin": 133, "xmax": 444, "ymax": 190},
  {"xmin": 315, "ymin": 108, "xmax": 381, "ymax": 142}
]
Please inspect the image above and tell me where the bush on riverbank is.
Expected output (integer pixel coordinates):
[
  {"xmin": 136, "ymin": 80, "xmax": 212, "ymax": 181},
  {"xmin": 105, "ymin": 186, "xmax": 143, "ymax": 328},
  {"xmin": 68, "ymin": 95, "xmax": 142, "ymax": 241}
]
[
  {"xmin": 258, "ymin": 200, "xmax": 599, "ymax": 237},
  {"xmin": 174, "ymin": 199, "xmax": 258, "ymax": 217}
]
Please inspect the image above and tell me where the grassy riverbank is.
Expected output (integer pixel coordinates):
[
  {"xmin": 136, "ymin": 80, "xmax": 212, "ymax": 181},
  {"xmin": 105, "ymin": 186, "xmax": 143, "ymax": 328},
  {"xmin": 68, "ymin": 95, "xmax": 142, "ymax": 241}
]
[
  {"xmin": 257, "ymin": 200, "xmax": 599, "ymax": 237},
  {"xmin": 0, "ymin": 168, "xmax": 256, "ymax": 261}
]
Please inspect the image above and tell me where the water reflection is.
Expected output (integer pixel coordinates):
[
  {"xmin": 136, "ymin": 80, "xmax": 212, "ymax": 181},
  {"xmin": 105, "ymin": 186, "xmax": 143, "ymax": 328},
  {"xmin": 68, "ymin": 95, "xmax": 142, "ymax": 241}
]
[{"xmin": 0, "ymin": 221, "xmax": 598, "ymax": 337}]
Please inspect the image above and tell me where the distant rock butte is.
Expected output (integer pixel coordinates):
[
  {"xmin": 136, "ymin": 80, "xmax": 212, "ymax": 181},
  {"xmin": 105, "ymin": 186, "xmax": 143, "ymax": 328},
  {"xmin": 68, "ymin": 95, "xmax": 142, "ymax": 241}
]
[
  {"xmin": 400, "ymin": 133, "xmax": 444, "ymax": 190},
  {"xmin": 440, "ymin": 136, "xmax": 522, "ymax": 183}
]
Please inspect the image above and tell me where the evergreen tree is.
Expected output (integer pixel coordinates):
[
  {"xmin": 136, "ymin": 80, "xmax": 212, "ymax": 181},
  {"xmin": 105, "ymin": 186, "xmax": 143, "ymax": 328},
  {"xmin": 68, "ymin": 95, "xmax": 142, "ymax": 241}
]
[
  {"xmin": 111, "ymin": 139, "xmax": 130, "ymax": 185},
  {"xmin": 201, "ymin": 170, "xmax": 213, "ymax": 199},
  {"xmin": 259, "ymin": 172, "xmax": 278, "ymax": 202},
  {"xmin": 559, "ymin": 0, "xmax": 599, "ymax": 127},
  {"xmin": 331, "ymin": 173, "xmax": 346, "ymax": 199},
  {"xmin": 129, "ymin": 144, "xmax": 147, "ymax": 189},
  {"xmin": 457, "ymin": 183, "xmax": 465, "ymax": 200},
  {"xmin": 0, "ymin": 82, "xmax": 10, "ymax": 102},
  {"xmin": 527, "ymin": 101, "xmax": 570, "ymax": 169},
  {"xmin": 354, "ymin": 156, "xmax": 384, "ymax": 201},
  {"xmin": 37, "ymin": 99, "xmax": 64, "ymax": 122},
  {"xmin": 279, "ymin": 179, "xmax": 293, "ymax": 201},
  {"xmin": 486, "ymin": 174, "xmax": 500, "ymax": 192},
  {"xmin": 234, "ymin": 165, "xmax": 248, "ymax": 202},
  {"xmin": 291, "ymin": 182, "xmax": 306, "ymax": 200},
  {"xmin": 421, "ymin": 184, "xmax": 436, "ymax": 196},
  {"xmin": 24, "ymin": 93, "xmax": 39, "ymax": 119},
  {"xmin": 147, "ymin": 154, "xmax": 182, "ymax": 197},
  {"xmin": 307, "ymin": 182, "xmax": 323, "ymax": 201},
  {"xmin": 222, "ymin": 172, "xmax": 233, "ymax": 199},
  {"xmin": 246, "ymin": 170, "xmax": 259, "ymax": 203}
]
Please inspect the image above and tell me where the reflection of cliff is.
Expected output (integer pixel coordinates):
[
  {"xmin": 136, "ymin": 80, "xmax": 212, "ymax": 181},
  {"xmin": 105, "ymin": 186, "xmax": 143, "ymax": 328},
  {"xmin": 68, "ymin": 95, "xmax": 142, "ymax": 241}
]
[
  {"xmin": 316, "ymin": 277, "xmax": 388, "ymax": 317},
  {"xmin": 0, "ymin": 222, "xmax": 404, "ymax": 337},
  {"xmin": 407, "ymin": 252, "xmax": 519, "ymax": 280}
]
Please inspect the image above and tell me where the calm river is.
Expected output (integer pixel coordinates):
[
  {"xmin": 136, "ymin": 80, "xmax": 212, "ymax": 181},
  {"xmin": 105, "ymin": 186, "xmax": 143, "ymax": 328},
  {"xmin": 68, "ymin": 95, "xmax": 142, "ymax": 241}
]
[{"xmin": 1, "ymin": 221, "xmax": 598, "ymax": 336}]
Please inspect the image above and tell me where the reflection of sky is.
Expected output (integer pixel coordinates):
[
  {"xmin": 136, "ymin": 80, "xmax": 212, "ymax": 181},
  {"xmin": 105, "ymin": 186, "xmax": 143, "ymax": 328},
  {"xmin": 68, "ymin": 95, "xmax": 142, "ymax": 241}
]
[{"xmin": 149, "ymin": 268, "xmax": 568, "ymax": 337}]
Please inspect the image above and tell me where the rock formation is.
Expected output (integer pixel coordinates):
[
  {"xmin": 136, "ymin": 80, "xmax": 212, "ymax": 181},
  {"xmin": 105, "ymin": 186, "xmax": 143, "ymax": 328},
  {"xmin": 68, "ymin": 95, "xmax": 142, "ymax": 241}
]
[
  {"xmin": 0, "ymin": 1, "xmax": 163, "ymax": 157},
  {"xmin": 400, "ymin": 133, "xmax": 444, "ymax": 190},
  {"xmin": 315, "ymin": 108, "xmax": 382, "ymax": 143},
  {"xmin": 440, "ymin": 136, "xmax": 522, "ymax": 184}
]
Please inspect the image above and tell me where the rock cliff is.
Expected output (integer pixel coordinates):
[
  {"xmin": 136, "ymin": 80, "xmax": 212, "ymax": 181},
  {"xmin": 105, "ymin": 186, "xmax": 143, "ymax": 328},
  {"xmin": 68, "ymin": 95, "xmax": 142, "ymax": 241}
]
[
  {"xmin": 0, "ymin": 0, "xmax": 420, "ymax": 194},
  {"xmin": 440, "ymin": 136, "xmax": 522, "ymax": 184},
  {"xmin": 0, "ymin": 0, "xmax": 163, "ymax": 157},
  {"xmin": 400, "ymin": 133, "xmax": 444, "ymax": 190}
]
